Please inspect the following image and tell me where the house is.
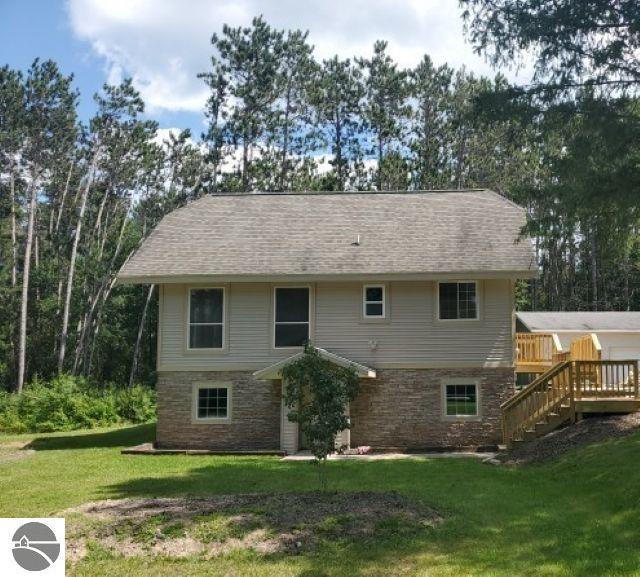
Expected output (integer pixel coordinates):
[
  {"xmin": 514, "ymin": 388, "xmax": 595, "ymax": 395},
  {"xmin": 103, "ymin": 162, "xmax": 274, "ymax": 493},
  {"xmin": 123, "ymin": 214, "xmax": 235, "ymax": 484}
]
[
  {"xmin": 118, "ymin": 189, "xmax": 537, "ymax": 453},
  {"xmin": 516, "ymin": 312, "xmax": 640, "ymax": 363}
]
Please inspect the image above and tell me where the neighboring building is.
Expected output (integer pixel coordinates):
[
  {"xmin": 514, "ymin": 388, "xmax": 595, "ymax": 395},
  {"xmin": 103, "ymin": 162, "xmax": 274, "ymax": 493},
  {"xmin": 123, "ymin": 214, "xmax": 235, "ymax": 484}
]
[
  {"xmin": 516, "ymin": 312, "xmax": 640, "ymax": 362},
  {"xmin": 118, "ymin": 190, "xmax": 536, "ymax": 452}
]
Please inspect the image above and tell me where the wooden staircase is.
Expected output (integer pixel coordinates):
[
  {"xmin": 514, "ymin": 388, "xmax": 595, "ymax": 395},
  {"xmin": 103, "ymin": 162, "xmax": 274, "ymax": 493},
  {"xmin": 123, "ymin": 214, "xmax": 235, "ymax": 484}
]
[
  {"xmin": 503, "ymin": 361, "xmax": 575, "ymax": 446},
  {"xmin": 504, "ymin": 332, "xmax": 640, "ymax": 447}
]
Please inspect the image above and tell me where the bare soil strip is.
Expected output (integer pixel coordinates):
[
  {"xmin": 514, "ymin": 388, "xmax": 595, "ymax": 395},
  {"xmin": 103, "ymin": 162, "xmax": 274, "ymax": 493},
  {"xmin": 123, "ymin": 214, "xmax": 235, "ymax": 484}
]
[
  {"xmin": 498, "ymin": 412, "xmax": 640, "ymax": 466},
  {"xmin": 65, "ymin": 492, "xmax": 441, "ymax": 562}
]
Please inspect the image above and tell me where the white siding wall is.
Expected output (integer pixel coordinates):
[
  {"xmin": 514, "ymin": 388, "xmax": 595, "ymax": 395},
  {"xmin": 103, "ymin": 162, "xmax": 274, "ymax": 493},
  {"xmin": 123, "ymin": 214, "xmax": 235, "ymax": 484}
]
[
  {"xmin": 551, "ymin": 331, "xmax": 640, "ymax": 361},
  {"xmin": 158, "ymin": 279, "xmax": 514, "ymax": 371}
]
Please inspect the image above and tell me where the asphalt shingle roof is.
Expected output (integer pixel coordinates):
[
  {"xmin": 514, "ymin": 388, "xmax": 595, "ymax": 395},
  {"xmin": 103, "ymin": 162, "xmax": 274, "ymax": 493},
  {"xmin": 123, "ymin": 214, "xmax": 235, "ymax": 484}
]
[
  {"xmin": 516, "ymin": 312, "xmax": 640, "ymax": 332},
  {"xmin": 118, "ymin": 190, "xmax": 536, "ymax": 282}
]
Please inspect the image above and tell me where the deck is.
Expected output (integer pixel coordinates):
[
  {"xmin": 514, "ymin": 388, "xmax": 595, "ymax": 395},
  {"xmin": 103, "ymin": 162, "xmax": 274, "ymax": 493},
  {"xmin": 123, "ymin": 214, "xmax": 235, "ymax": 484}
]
[{"xmin": 505, "ymin": 332, "xmax": 639, "ymax": 446}]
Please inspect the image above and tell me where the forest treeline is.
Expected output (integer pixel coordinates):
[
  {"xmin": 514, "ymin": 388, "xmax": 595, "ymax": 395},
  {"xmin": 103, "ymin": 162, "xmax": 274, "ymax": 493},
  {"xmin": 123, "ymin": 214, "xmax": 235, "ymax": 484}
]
[{"xmin": 1, "ymin": 2, "xmax": 638, "ymax": 391}]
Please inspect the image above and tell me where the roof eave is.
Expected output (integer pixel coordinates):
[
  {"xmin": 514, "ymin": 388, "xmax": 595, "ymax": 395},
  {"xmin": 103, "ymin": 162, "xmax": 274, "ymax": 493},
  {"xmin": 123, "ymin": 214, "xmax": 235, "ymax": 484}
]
[
  {"xmin": 118, "ymin": 269, "xmax": 539, "ymax": 285},
  {"xmin": 253, "ymin": 347, "xmax": 376, "ymax": 380}
]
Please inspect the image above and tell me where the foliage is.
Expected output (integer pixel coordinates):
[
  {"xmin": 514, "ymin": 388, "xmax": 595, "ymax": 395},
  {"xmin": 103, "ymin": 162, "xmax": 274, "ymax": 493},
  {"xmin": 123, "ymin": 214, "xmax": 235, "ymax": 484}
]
[
  {"xmin": 460, "ymin": 0, "xmax": 640, "ymax": 312},
  {"xmin": 0, "ymin": 375, "xmax": 155, "ymax": 433},
  {"xmin": 281, "ymin": 346, "xmax": 359, "ymax": 465},
  {"xmin": 461, "ymin": 0, "xmax": 640, "ymax": 95},
  {"xmin": 1, "ymin": 9, "xmax": 639, "ymax": 394}
]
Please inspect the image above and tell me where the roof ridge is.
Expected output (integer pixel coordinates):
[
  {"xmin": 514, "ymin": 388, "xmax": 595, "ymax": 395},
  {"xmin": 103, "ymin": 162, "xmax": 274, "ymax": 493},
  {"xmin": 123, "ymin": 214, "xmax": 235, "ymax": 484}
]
[{"xmin": 198, "ymin": 189, "xmax": 489, "ymax": 198}]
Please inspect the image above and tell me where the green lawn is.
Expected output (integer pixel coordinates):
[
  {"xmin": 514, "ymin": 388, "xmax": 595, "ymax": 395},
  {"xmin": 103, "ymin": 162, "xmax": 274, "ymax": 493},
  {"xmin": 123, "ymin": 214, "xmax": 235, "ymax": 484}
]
[{"xmin": 1, "ymin": 424, "xmax": 640, "ymax": 577}]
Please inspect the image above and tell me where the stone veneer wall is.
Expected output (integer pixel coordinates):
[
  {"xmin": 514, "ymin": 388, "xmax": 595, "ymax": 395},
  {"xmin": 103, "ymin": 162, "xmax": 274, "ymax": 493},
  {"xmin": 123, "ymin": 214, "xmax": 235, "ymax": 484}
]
[
  {"xmin": 156, "ymin": 371, "xmax": 281, "ymax": 450},
  {"xmin": 350, "ymin": 368, "xmax": 514, "ymax": 449},
  {"xmin": 155, "ymin": 367, "xmax": 514, "ymax": 450}
]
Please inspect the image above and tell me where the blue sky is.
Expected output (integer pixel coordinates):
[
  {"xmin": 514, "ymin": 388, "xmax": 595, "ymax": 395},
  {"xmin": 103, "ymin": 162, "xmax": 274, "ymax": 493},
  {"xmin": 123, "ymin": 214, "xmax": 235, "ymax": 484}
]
[
  {"xmin": 1, "ymin": 1, "xmax": 202, "ymax": 134},
  {"xmin": 1, "ymin": 0, "xmax": 533, "ymax": 139}
]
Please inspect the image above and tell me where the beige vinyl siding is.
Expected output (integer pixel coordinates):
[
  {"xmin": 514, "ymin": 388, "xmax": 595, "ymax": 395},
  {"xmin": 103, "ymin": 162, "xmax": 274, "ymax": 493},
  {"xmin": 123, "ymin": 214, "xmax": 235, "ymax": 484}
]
[{"xmin": 158, "ymin": 280, "xmax": 514, "ymax": 371}]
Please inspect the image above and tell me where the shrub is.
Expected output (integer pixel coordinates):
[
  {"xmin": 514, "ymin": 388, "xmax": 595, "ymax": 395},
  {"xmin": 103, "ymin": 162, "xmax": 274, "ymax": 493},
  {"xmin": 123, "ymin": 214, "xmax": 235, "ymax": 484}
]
[{"xmin": 0, "ymin": 375, "xmax": 156, "ymax": 433}]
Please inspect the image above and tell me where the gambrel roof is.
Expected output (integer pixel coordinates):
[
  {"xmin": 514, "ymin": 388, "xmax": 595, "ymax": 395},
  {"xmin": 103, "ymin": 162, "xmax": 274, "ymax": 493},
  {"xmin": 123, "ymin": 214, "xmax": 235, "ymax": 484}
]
[{"xmin": 118, "ymin": 189, "xmax": 536, "ymax": 283}]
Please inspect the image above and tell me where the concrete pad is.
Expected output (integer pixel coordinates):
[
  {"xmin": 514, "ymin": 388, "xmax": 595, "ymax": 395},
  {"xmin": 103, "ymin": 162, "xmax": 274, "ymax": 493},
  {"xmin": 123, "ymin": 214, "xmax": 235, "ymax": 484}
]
[
  {"xmin": 122, "ymin": 443, "xmax": 285, "ymax": 456},
  {"xmin": 282, "ymin": 450, "xmax": 496, "ymax": 461}
]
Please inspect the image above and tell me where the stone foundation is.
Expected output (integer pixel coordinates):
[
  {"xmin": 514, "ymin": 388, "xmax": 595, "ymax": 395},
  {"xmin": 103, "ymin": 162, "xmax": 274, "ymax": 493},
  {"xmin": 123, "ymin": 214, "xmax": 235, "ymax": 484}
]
[
  {"xmin": 156, "ymin": 371, "xmax": 281, "ymax": 450},
  {"xmin": 155, "ymin": 367, "xmax": 514, "ymax": 451},
  {"xmin": 350, "ymin": 368, "xmax": 515, "ymax": 449}
]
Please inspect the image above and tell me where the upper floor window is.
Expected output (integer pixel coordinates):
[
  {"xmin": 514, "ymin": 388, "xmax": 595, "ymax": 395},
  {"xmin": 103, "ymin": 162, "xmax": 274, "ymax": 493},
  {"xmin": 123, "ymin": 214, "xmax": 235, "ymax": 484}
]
[
  {"xmin": 275, "ymin": 287, "xmax": 309, "ymax": 347},
  {"xmin": 188, "ymin": 288, "xmax": 224, "ymax": 349},
  {"xmin": 363, "ymin": 285, "xmax": 385, "ymax": 318},
  {"xmin": 439, "ymin": 281, "xmax": 478, "ymax": 320}
]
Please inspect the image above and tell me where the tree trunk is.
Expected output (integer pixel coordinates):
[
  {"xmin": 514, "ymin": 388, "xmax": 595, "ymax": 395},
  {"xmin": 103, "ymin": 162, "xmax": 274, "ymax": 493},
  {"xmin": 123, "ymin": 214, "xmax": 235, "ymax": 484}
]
[
  {"xmin": 10, "ymin": 170, "xmax": 17, "ymax": 288},
  {"xmin": 456, "ymin": 129, "xmax": 467, "ymax": 189},
  {"xmin": 335, "ymin": 116, "xmax": 343, "ymax": 190},
  {"xmin": 242, "ymin": 133, "xmax": 249, "ymax": 192},
  {"xmin": 93, "ymin": 184, "xmax": 110, "ymax": 234},
  {"xmin": 590, "ymin": 222, "xmax": 598, "ymax": 311},
  {"xmin": 73, "ymin": 206, "xmax": 130, "ymax": 374},
  {"xmin": 17, "ymin": 178, "xmax": 38, "ymax": 393},
  {"xmin": 58, "ymin": 155, "xmax": 98, "ymax": 374},
  {"xmin": 279, "ymin": 86, "xmax": 292, "ymax": 191},
  {"xmin": 55, "ymin": 158, "xmax": 75, "ymax": 233},
  {"xmin": 129, "ymin": 284, "xmax": 155, "ymax": 387},
  {"xmin": 377, "ymin": 135, "xmax": 383, "ymax": 191}
]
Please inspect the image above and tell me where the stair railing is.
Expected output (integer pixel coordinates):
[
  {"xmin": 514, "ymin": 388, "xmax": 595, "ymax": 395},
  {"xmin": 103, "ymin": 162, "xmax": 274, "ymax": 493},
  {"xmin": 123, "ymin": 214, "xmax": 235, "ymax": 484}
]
[{"xmin": 502, "ymin": 361, "xmax": 574, "ymax": 445}]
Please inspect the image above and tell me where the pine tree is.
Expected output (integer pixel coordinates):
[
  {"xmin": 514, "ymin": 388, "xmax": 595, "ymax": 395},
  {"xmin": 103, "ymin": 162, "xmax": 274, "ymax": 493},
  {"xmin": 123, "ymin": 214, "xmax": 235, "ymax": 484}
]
[
  {"xmin": 358, "ymin": 41, "xmax": 409, "ymax": 190},
  {"xmin": 16, "ymin": 60, "xmax": 78, "ymax": 391},
  {"xmin": 310, "ymin": 57, "xmax": 364, "ymax": 190},
  {"xmin": 206, "ymin": 16, "xmax": 284, "ymax": 191}
]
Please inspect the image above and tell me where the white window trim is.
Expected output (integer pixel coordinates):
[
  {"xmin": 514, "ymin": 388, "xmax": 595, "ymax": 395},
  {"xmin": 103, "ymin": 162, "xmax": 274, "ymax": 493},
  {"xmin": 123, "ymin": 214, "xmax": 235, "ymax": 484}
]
[
  {"xmin": 363, "ymin": 284, "xmax": 386, "ymax": 319},
  {"xmin": 192, "ymin": 382, "xmax": 232, "ymax": 423},
  {"xmin": 186, "ymin": 286, "xmax": 226, "ymax": 351},
  {"xmin": 441, "ymin": 378, "xmax": 481, "ymax": 421},
  {"xmin": 436, "ymin": 280, "xmax": 480, "ymax": 321},
  {"xmin": 273, "ymin": 286, "xmax": 311, "ymax": 349}
]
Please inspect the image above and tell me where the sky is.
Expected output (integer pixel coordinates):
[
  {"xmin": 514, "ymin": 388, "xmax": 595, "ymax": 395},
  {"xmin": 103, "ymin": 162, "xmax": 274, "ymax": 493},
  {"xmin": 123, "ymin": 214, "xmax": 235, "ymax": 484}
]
[{"xmin": 1, "ymin": 0, "xmax": 533, "ymax": 138}]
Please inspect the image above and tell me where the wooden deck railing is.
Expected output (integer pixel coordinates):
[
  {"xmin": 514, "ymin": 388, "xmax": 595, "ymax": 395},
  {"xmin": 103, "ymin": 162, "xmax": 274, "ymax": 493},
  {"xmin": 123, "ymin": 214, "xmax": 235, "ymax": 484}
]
[
  {"xmin": 574, "ymin": 360, "xmax": 638, "ymax": 398},
  {"xmin": 516, "ymin": 333, "xmax": 565, "ymax": 370},
  {"xmin": 570, "ymin": 333, "xmax": 602, "ymax": 361},
  {"xmin": 502, "ymin": 361, "xmax": 573, "ymax": 445},
  {"xmin": 502, "ymin": 359, "xmax": 640, "ymax": 445}
]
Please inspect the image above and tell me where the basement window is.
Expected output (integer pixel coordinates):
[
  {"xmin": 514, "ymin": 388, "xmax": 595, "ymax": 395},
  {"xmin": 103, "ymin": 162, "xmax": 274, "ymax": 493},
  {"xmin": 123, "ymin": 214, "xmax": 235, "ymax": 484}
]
[
  {"xmin": 193, "ymin": 383, "xmax": 231, "ymax": 421},
  {"xmin": 363, "ymin": 285, "xmax": 385, "ymax": 318},
  {"xmin": 274, "ymin": 287, "xmax": 310, "ymax": 347},
  {"xmin": 188, "ymin": 288, "xmax": 224, "ymax": 349},
  {"xmin": 438, "ymin": 281, "xmax": 478, "ymax": 320},
  {"xmin": 444, "ymin": 383, "xmax": 478, "ymax": 417}
]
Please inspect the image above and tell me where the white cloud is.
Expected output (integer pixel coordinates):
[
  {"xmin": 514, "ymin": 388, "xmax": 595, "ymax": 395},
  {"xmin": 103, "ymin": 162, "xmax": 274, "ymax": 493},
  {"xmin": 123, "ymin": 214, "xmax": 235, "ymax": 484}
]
[{"xmin": 67, "ymin": 0, "xmax": 533, "ymax": 115}]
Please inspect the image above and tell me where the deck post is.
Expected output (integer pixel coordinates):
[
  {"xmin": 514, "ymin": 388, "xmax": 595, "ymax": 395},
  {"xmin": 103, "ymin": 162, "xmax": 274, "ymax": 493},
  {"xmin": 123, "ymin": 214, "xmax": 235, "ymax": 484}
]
[
  {"xmin": 569, "ymin": 362, "xmax": 576, "ymax": 423},
  {"xmin": 634, "ymin": 361, "xmax": 639, "ymax": 399}
]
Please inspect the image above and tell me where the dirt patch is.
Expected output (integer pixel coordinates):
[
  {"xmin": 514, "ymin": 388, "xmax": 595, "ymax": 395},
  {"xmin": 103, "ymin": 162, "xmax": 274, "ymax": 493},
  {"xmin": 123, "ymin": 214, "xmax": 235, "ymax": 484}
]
[
  {"xmin": 0, "ymin": 440, "xmax": 35, "ymax": 464},
  {"xmin": 498, "ymin": 412, "xmax": 640, "ymax": 466},
  {"xmin": 65, "ymin": 492, "xmax": 441, "ymax": 562}
]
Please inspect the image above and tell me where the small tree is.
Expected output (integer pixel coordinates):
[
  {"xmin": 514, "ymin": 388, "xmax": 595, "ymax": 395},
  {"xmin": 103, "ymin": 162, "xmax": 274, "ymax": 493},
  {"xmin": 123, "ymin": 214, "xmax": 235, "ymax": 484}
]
[{"xmin": 281, "ymin": 345, "xmax": 359, "ymax": 487}]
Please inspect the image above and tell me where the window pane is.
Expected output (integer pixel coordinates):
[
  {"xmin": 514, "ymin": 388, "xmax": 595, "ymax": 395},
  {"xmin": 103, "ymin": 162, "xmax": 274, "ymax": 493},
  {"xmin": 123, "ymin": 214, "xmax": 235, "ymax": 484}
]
[
  {"xmin": 366, "ymin": 303, "xmax": 384, "ymax": 316},
  {"xmin": 189, "ymin": 324, "xmax": 223, "ymax": 349},
  {"xmin": 275, "ymin": 323, "xmax": 309, "ymax": 347},
  {"xmin": 197, "ymin": 387, "xmax": 228, "ymax": 418},
  {"xmin": 458, "ymin": 282, "xmax": 477, "ymax": 319},
  {"xmin": 275, "ymin": 288, "xmax": 309, "ymax": 322},
  {"xmin": 439, "ymin": 283, "xmax": 458, "ymax": 319},
  {"xmin": 365, "ymin": 287, "xmax": 383, "ymax": 302},
  {"xmin": 446, "ymin": 384, "xmax": 477, "ymax": 416},
  {"xmin": 190, "ymin": 289, "xmax": 223, "ymax": 323}
]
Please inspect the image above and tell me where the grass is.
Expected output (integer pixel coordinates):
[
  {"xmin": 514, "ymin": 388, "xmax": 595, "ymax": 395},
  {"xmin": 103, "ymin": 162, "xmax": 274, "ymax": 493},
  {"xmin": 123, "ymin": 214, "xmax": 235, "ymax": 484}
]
[{"xmin": 1, "ymin": 423, "xmax": 640, "ymax": 576}]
